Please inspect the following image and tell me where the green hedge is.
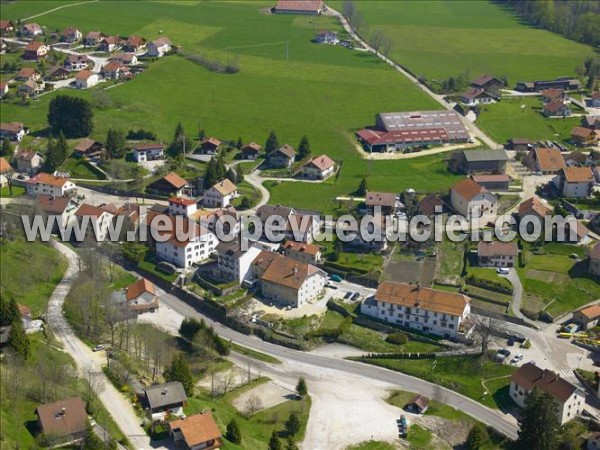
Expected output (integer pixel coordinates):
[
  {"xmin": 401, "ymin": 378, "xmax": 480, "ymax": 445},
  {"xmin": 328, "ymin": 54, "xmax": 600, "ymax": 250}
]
[{"xmin": 465, "ymin": 275, "xmax": 513, "ymax": 295}]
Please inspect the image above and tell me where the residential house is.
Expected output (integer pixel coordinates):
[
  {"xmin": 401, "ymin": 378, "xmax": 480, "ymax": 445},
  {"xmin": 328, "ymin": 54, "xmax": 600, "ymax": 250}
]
[
  {"xmin": 36, "ymin": 397, "xmax": 87, "ymax": 446},
  {"xmin": 205, "ymin": 208, "xmax": 240, "ymax": 236},
  {"xmin": 114, "ymin": 203, "xmax": 141, "ymax": 241},
  {"xmin": 0, "ymin": 122, "xmax": 27, "ymax": 141},
  {"xmin": 102, "ymin": 61, "xmax": 130, "ymax": 80},
  {"xmin": 142, "ymin": 382, "xmax": 187, "ymax": 423},
  {"xmin": 46, "ymin": 65, "xmax": 70, "ymax": 80},
  {"xmin": 203, "ymin": 179, "xmax": 237, "ymax": 208},
  {"xmin": 272, "ymin": 0, "xmax": 324, "ymax": 15},
  {"xmin": 146, "ymin": 37, "xmax": 171, "ymax": 57},
  {"xmin": 253, "ymin": 250, "xmax": 327, "ymax": 308},
  {"xmin": 168, "ymin": 196, "xmax": 198, "ymax": 217},
  {"xmin": 269, "ymin": 144, "xmax": 296, "ymax": 169},
  {"xmin": 516, "ymin": 78, "xmax": 581, "ymax": 92},
  {"xmin": 15, "ymin": 67, "xmax": 41, "ymax": 82},
  {"xmin": 471, "ymin": 174, "xmax": 510, "ymax": 190},
  {"xmin": 124, "ymin": 35, "xmax": 145, "ymax": 52},
  {"xmin": 348, "ymin": 213, "xmax": 392, "ymax": 252},
  {"xmin": 589, "ymin": 242, "xmax": 600, "ymax": 277},
  {"xmin": 477, "ymin": 241, "xmax": 518, "ymax": 268},
  {"xmin": 74, "ymin": 70, "xmax": 99, "ymax": 89},
  {"xmin": 110, "ymin": 52, "xmax": 138, "ymax": 66},
  {"xmin": 543, "ymin": 101, "xmax": 571, "ymax": 118},
  {"xmin": 0, "ymin": 81, "xmax": 8, "ymax": 98},
  {"xmin": 470, "ymin": 74, "xmax": 504, "ymax": 95},
  {"xmin": 540, "ymin": 88, "xmax": 566, "ymax": 104},
  {"xmin": 18, "ymin": 79, "xmax": 43, "ymax": 98},
  {"xmin": 198, "ymin": 137, "xmax": 221, "ymax": 155},
  {"xmin": 315, "ymin": 30, "xmax": 338, "ymax": 44},
  {"xmin": 361, "ymin": 281, "xmax": 472, "ymax": 338},
  {"xmin": 0, "ymin": 157, "xmax": 12, "ymax": 187},
  {"xmin": 509, "ymin": 363, "xmax": 584, "ymax": 424},
  {"xmin": 553, "ymin": 167, "xmax": 594, "ymax": 198},
  {"xmin": 404, "ymin": 395, "xmax": 430, "ymax": 415},
  {"xmin": 582, "ymin": 115, "xmax": 600, "ymax": 130},
  {"xmin": 241, "ymin": 142, "xmax": 261, "ymax": 159},
  {"xmin": 23, "ymin": 40, "xmax": 48, "ymax": 60},
  {"xmin": 449, "ymin": 149, "xmax": 508, "ymax": 174},
  {"xmin": 169, "ymin": 411, "xmax": 223, "ymax": 450},
  {"xmin": 216, "ymin": 240, "xmax": 263, "ymax": 283},
  {"xmin": 299, "ymin": 154, "xmax": 335, "ymax": 180},
  {"xmin": 26, "ymin": 173, "xmax": 75, "ymax": 197},
  {"xmin": 99, "ymin": 36, "xmax": 121, "ymax": 52},
  {"xmin": 74, "ymin": 203, "xmax": 115, "ymax": 243},
  {"xmin": 450, "ymin": 179, "xmax": 498, "ymax": 222},
  {"xmin": 15, "ymin": 150, "xmax": 43, "ymax": 174},
  {"xmin": 63, "ymin": 54, "xmax": 91, "ymax": 71},
  {"xmin": 74, "ymin": 138, "xmax": 104, "ymax": 159},
  {"xmin": 0, "ymin": 20, "xmax": 14, "ymax": 36},
  {"xmin": 147, "ymin": 172, "xmax": 189, "ymax": 196},
  {"xmin": 518, "ymin": 196, "xmax": 552, "ymax": 224},
  {"xmin": 124, "ymin": 278, "xmax": 159, "ymax": 314},
  {"xmin": 564, "ymin": 151, "xmax": 588, "ymax": 167},
  {"xmin": 592, "ymin": 91, "xmax": 600, "ymax": 108},
  {"xmin": 572, "ymin": 303, "xmax": 600, "ymax": 330},
  {"xmin": 35, "ymin": 194, "xmax": 79, "ymax": 232},
  {"xmin": 256, "ymin": 204, "xmax": 320, "ymax": 243},
  {"xmin": 133, "ymin": 142, "xmax": 164, "ymax": 162},
  {"xmin": 567, "ymin": 220, "xmax": 593, "ymax": 245},
  {"xmin": 506, "ymin": 138, "xmax": 533, "ymax": 152},
  {"xmin": 460, "ymin": 87, "xmax": 495, "ymax": 106},
  {"xmin": 365, "ymin": 191, "xmax": 401, "ymax": 215},
  {"xmin": 21, "ymin": 23, "xmax": 43, "ymax": 38},
  {"xmin": 571, "ymin": 126, "xmax": 598, "ymax": 147},
  {"xmin": 83, "ymin": 31, "xmax": 106, "ymax": 47},
  {"xmin": 419, "ymin": 193, "xmax": 445, "ymax": 217},
  {"xmin": 60, "ymin": 27, "xmax": 82, "ymax": 43},
  {"xmin": 526, "ymin": 147, "xmax": 565, "ymax": 174},
  {"xmin": 282, "ymin": 240, "xmax": 322, "ymax": 265}
]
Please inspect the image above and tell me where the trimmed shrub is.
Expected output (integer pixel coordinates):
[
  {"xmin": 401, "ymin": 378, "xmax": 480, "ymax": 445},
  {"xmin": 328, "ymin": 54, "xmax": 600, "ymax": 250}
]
[{"xmin": 386, "ymin": 332, "xmax": 409, "ymax": 345}]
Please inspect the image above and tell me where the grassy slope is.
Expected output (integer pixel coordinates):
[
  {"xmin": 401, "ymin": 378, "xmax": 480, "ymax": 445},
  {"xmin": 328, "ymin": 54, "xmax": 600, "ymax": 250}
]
[{"xmin": 330, "ymin": 0, "xmax": 594, "ymax": 83}]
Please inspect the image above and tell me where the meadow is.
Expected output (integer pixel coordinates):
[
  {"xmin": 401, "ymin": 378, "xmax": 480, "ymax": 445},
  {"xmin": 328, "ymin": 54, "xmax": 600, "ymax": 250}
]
[{"xmin": 330, "ymin": 0, "xmax": 595, "ymax": 84}]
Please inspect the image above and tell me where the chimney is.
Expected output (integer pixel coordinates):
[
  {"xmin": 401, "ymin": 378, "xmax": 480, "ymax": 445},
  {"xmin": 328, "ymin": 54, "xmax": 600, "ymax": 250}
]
[
  {"xmin": 293, "ymin": 264, "xmax": 298, "ymax": 275},
  {"xmin": 162, "ymin": 388, "xmax": 168, "ymax": 395},
  {"xmin": 61, "ymin": 406, "xmax": 66, "ymax": 416}
]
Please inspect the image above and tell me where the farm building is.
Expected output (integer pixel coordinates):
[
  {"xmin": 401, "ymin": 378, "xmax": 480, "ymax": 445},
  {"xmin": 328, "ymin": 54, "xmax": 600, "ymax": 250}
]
[
  {"xmin": 272, "ymin": 0, "xmax": 324, "ymax": 15},
  {"xmin": 449, "ymin": 149, "xmax": 508, "ymax": 174}
]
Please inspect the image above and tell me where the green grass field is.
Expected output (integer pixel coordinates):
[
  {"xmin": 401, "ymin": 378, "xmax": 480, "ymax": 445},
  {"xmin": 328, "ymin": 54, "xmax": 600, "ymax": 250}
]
[{"xmin": 330, "ymin": 0, "xmax": 595, "ymax": 84}]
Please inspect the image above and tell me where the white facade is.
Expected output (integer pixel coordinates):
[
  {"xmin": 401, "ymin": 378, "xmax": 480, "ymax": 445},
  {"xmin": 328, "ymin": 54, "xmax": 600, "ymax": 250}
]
[
  {"xmin": 203, "ymin": 186, "xmax": 237, "ymax": 208},
  {"xmin": 156, "ymin": 232, "xmax": 218, "ymax": 268},
  {"xmin": 261, "ymin": 271, "xmax": 326, "ymax": 308},
  {"xmin": 553, "ymin": 176, "xmax": 593, "ymax": 198},
  {"xmin": 147, "ymin": 40, "xmax": 171, "ymax": 57},
  {"xmin": 75, "ymin": 73, "xmax": 99, "ymax": 89},
  {"xmin": 26, "ymin": 177, "xmax": 76, "ymax": 197},
  {"xmin": 168, "ymin": 199, "xmax": 197, "ymax": 217},
  {"xmin": 450, "ymin": 190, "xmax": 498, "ymax": 222},
  {"xmin": 218, "ymin": 245, "xmax": 262, "ymax": 283},
  {"xmin": 133, "ymin": 146, "xmax": 164, "ymax": 162}
]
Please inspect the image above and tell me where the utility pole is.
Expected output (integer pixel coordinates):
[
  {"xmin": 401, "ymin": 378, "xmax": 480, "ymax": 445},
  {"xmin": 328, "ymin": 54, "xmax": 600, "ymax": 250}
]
[{"xmin": 285, "ymin": 41, "xmax": 289, "ymax": 60}]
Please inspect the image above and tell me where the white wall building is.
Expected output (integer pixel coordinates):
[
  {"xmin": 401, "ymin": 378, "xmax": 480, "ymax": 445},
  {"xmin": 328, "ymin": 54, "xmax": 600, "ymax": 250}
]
[
  {"xmin": 203, "ymin": 179, "xmax": 237, "ymax": 208},
  {"xmin": 74, "ymin": 203, "xmax": 115, "ymax": 243},
  {"xmin": 156, "ymin": 227, "xmax": 218, "ymax": 269},
  {"xmin": 146, "ymin": 37, "xmax": 171, "ymax": 57},
  {"xmin": 553, "ymin": 167, "xmax": 594, "ymax": 198},
  {"xmin": 450, "ymin": 178, "xmax": 498, "ymax": 223},
  {"xmin": 132, "ymin": 142, "xmax": 164, "ymax": 162},
  {"xmin": 168, "ymin": 197, "xmax": 198, "ymax": 217},
  {"xmin": 74, "ymin": 70, "xmax": 99, "ymax": 89},
  {"xmin": 216, "ymin": 241, "xmax": 263, "ymax": 283},
  {"xmin": 26, "ymin": 173, "xmax": 76, "ymax": 197}
]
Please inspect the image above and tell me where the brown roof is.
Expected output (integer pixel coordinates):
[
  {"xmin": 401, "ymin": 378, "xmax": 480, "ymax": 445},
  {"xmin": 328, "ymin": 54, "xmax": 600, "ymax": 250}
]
[
  {"xmin": 86, "ymin": 31, "xmax": 105, "ymax": 40},
  {"xmin": 252, "ymin": 250, "xmax": 279, "ymax": 272},
  {"xmin": 125, "ymin": 278, "xmax": 155, "ymax": 301},
  {"xmin": 27, "ymin": 173, "xmax": 70, "ymax": 187},
  {"xmin": 25, "ymin": 41, "xmax": 44, "ymax": 51},
  {"xmin": 62, "ymin": 27, "xmax": 80, "ymax": 37},
  {"xmin": 592, "ymin": 242, "xmax": 600, "ymax": 261},
  {"xmin": 169, "ymin": 196, "xmax": 197, "ymax": 206},
  {"xmin": 65, "ymin": 54, "xmax": 90, "ymax": 64},
  {"xmin": 103, "ymin": 61, "xmax": 123, "ymax": 72},
  {"xmin": 127, "ymin": 35, "xmax": 145, "ymax": 47},
  {"xmin": 366, "ymin": 191, "xmax": 397, "ymax": 208},
  {"xmin": 0, "ymin": 122, "xmax": 25, "ymax": 134},
  {"xmin": 419, "ymin": 194, "xmax": 443, "ymax": 216},
  {"xmin": 561, "ymin": 167, "xmax": 594, "ymax": 183},
  {"xmin": 102, "ymin": 36, "xmax": 120, "ymax": 45},
  {"xmin": 518, "ymin": 196, "xmax": 552, "ymax": 218},
  {"xmin": 151, "ymin": 37, "xmax": 171, "ymax": 47},
  {"xmin": 451, "ymin": 178, "xmax": 486, "ymax": 202},
  {"xmin": 210, "ymin": 179, "xmax": 237, "ymax": 196},
  {"xmin": 161, "ymin": 172, "xmax": 188, "ymax": 189},
  {"xmin": 275, "ymin": 0, "xmax": 323, "ymax": 11},
  {"xmin": 477, "ymin": 241, "xmax": 518, "ymax": 257},
  {"xmin": 375, "ymin": 281, "xmax": 470, "ymax": 317},
  {"xmin": 406, "ymin": 394, "xmax": 430, "ymax": 411},
  {"xmin": 544, "ymin": 101, "xmax": 567, "ymax": 114},
  {"xmin": 304, "ymin": 154, "xmax": 335, "ymax": 172},
  {"xmin": 577, "ymin": 303, "xmax": 600, "ymax": 320},
  {"xmin": 74, "ymin": 138, "xmax": 99, "ymax": 153},
  {"xmin": 36, "ymin": 397, "xmax": 87, "ymax": 438},
  {"xmin": 169, "ymin": 412, "xmax": 222, "ymax": 448},
  {"xmin": 133, "ymin": 142, "xmax": 164, "ymax": 151},
  {"xmin": 511, "ymin": 363, "xmax": 578, "ymax": 403},
  {"xmin": 533, "ymin": 147, "xmax": 565, "ymax": 172},
  {"xmin": 201, "ymin": 137, "xmax": 221, "ymax": 147},
  {"xmin": 471, "ymin": 174, "xmax": 510, "ymax": 183},
  {"xmin": 16, "ymin": 67, "xmax": 39, "ymax": 78},
  {"xmin": 144, "ymin": 211, "xmax": 205, "ymax": 247},
  {"xmin": 0, "ymin": 20, "xmax": 12, "ymax": 30},
  {"xmin": 0, "ymin": 157, "xmax": 10, "ymax": 174},
  {"xmin": 273, "ymin": 144, "xmax": 295, "ymax": 159},
  {"xmin": 75, "ymin": 70, "xmax": 94, "ymax": 80},
  {"xmin": 36, "ymin": 194, "xmax": 71, "ymax": 214},
  {"xmin": 16, "ymin": 150, "xmax": 40, "ymax": 162},
  {"xmin": 592, "ymin": 91, "xmax": 600, "ymax": 100},
  {"xmin": 461, "ymin": 87, "xmax": 489, "ymax": 100},
  {"xmin": 75, "ymin": 203, "xmax": 113, "ymax": 218},
  {"xmin": 472, "ymin": 74, "xmax": 502, "ymax": 87},
  {"xmin": 571, "ymin": 126, "xmax": 595, "ymax": 139},
  {"xmin": 242, "ymin": 142, "xmax": 261, "ymax": 152},
  {"xmin": 283, "ymin": 240, "xmax": 321, "ymax": 256},
  {"xmin": 260, "ymin": 253, "xmax": 322, "ymax": 290},
  {"xmin": 540, "ymin": 88, "xmax": 564, "ymax": 99},
  {"xmin": 18, "ymin": 304, "xmax": 31, "ymax": 319}
]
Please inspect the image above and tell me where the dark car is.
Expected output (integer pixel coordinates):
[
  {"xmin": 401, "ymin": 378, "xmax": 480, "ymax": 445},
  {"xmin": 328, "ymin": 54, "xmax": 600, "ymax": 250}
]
[
  {"xmin": 351, "ymin": 292, "xmax": 360, "ymax": 301},
  {"xmin": 344, "ymin": 291, "xmax": 352, "ymax": 299}
]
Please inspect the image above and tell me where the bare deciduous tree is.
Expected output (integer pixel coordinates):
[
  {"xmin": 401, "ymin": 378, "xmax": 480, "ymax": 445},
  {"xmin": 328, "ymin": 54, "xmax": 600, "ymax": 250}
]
[
  {"xmin": 343, "ymin": 0, "xmax": 355, "ymax": 22},
  {"xmin": 369, "ymin": 30, "xmax": 384, "ymax": 55},
  {"xmin": 473, "ymin": 316, "xmax": 500, "ymax": 358},
  {"xmin": 382, "ymin": 36, "xmax": 393, "ymax": 59},
  {"xmin": 245, "ymin": 394, "xmax": 263, "ymax": 416}
]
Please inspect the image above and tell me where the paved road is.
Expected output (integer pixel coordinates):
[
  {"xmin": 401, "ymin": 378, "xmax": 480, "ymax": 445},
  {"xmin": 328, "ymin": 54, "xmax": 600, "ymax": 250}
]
[{"xmin": 47, "ymin": 241, "xmax": 163, "ymax": 450}]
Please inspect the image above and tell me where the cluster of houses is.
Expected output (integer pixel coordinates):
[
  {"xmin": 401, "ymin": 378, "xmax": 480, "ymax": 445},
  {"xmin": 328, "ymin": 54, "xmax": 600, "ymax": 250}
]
[{"xmin": 459, "ymin": 74, "xmax": 504, "ymax": 107}]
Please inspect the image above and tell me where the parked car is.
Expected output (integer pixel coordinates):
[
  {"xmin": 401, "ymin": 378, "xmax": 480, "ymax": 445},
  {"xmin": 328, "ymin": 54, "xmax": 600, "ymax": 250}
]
[
  {"xmin": 92, "ymin": 344, "xmax": 105, "ymax": 352},
  {"xmin": 496, "ymin": 268, "xmax": 510, "ymax": 274},
  {"xmin": 351, "ymin": 292, "xmax": 360, "ymax": 301},
  {"xmin": 344, "ymin": 291, "xmax": 353, "ymax": 299},
  {"xmin": 330, "ymin": 274, "xmax": 343, "ymax": 283},
  {"xmin": 510, "ymin": 354, "xmax": 524, "ymax": 364},
  {"xmin": 495, "ymin": 348, "xmax": 511, "ymax": 362}
]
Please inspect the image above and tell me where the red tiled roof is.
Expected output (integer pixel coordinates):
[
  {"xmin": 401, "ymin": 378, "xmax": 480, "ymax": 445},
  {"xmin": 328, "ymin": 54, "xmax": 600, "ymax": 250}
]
[
  {"xmin": 161, "ymin": 172, "xmax": 188, "ymax": 189},
  {"xmin": 576, "ymin": 303, "xmax": 600, "ymax": 320},
  {"xmin": 133, "ymin": 142, "xmax": 164, "ymax": 151},
  {"xmin": 36, "ymin": 397, "xmax": 87, "ymax": 438},
  {"xmin": 472, "ymin": 74, "xmax": 502, "ymax": 87},
  {"xmin": 561, "ymin": 167, "xmax": 594, "ymax": 183},
  {"xmin": 25, "ymin": 41, "xmax": 44, "ymax": 51},
  {"xmin": 169, "ymin": 197, "xmax": 197, "ymax": 206},
  {"xmin": 242, "ymin": 142, "xmax": 261, "ymax": 152},
  {"xmin": 125, "ymin": 278, "xmax": 155, "ymax": 301},
  {"xmin": 0, "ymin": 122, "xmax": 25, "ymax": 134},
  {"xmin": 210, "ymin": 179, "xmax": 237, "ymax": 196},
  {"xmin": 274, "ymin": 0, "xmax": 323, "ymax": 12},
  {"xmin": 592, "ymin": 242, "xmax": 600, "ymax": 261},
  {"xmin": 304, "ymin": 154, "xmax": 335, "ymax": 172},
  {"xmin": 511, "ymin": 363, "xmax": 578, "ymax": 403},
  {"xmin": 75, "ymin": 203, "xmax": 113, "ymax": 218},
  {"xmin": 571, "ymin": 126, "xmax": 595, "ymax": 139},
  {"xmin": 27, "ymin": 173, "xmax": 70, "ymax": 187},
  {"xmin": 283, "ymin": 240, "xmax": 321, "ymax": 256},
  {"xmin": 477, "ymin": 241, "xmax": 518, "ymax": 257},
  {"xmin": 36, "ymin": 194, "xmax": 71, "ymax": 214},
  {"xmin": 16, "ymin": 67, "xmax": 39, "ymax": 78},
  {"xmin": 75, "ymin": 70, "xmax": 94, "ymax": 80},
  {"xmin": 532, "ymin": 147, "xmax": 565, "ymax": 172},
  {"xmin": 366, "ymin": 191, "xmax": 397, "ymax": 208},
  {"xmin": 260, "ymin": 253, "xmax": 323, "ymax": 290},
  {"xmin": 356, "ymin": 127, "xmax": 448, "ymax": 146},
  {"xmin": 471, "ymin": 174, "xmax": 510, "ymax": 183},
  {"xmin": 518, "ymin": 196, "xmax": 552, "ymax": 218},
  {"xmin": 451, "ymin": 179, "xmax": 486, "ymax": 202},
  {"xmin": 544, "ymin": 101, "xmax": 567, "ymax": 113},
  {"xmin": 169, "ymin": 412, "xmax": 222, "ymax": 448},
  {"xmin": 0, "ymin": 157, "xmax": 11, "ymax": 174}
]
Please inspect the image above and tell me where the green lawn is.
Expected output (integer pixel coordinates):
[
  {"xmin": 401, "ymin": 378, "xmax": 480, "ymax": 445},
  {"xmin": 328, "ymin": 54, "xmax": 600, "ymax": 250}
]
[
  {"xmin": 0, "ymin": 238, "xmax": 67, "ymax": 316},
  {"xmin": 60, "ymin": 156, "xmax": 107, "ymax": 180},
  {"xmin": 346, "ymin": 441, "xmax": 396, "ymax": 450},
  {"xmin": 230, "ymin": 342, "xmax": 281, "ymax": 365},
  {"xmin": 330, "ymin": 0, "xmax": 595, "ymax": 84},
  {"xmin": 435, "ymin": 238, "xmax": 465, "ymax": 285},
  {"xmin": 0, "ymin": 185, "xmax": 26, "ymax": 197},
  {"xmin": 386, "ymin": 390, "xmax": 472, "ymax": 422},
  {"xmin": 477, "ymin": 97, "xmax": 582, "ymax": 145}
]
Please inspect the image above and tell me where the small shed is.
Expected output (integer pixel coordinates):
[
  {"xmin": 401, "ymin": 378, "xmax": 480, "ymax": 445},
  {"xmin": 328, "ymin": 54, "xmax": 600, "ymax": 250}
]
[{"xmin": 404, "ymin": 394, "xmax": 430, "ymax": 414}]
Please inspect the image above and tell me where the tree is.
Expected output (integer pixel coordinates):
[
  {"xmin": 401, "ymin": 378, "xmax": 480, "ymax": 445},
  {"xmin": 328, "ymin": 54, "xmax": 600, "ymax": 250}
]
[
  {"xmin": 8, "ymin": 318, "xmax": 29, "ymax": 360},
  {"xmin": 369, "ymin": 30, "xmax": 384, "ymax": 55},
  {"xmin": 1, "ymin": 138, "xmax": 12, "ymax": 157},
  {"xmin": 466, "ymin": 423, "xmax": 489, "ymax": 450},
  {"xmin": 0, "ymin": 296, "xmax": 20, "ymax": 327},
  {"xmin": 343, "ymin": 0, "xmax": 356, "ymax": 22},
  {"xmin": 198, "ymin": 128, "xmax": 206, "ymax": 141},
  {"xmin": 169, "ymin": 122, "xmax": 193, "ymax": 156},
  {"xmin": 47, "ymin": 95, "xmax": 93, "ymax": 138},
  {"xmin": 226, "ymin": 167, "xmax": 237, "ymax": 184},
  {"xmin": 516, "ymin": 388, "xmax": 561, "ymax": 450},
  {"xmin": 265, "ymin": 131, "xmax": 279, "ymax": 155},
  {"xmin": 164, "ymin": 353, "xmax": 194, "ymax": 396},
  {"xmin": 473, "ymin": 316, "xmax": 499, "ymax": 358},
  {"xmin": 245, "ymin": 394, "xmax": 263, "ymax": 416},
  {"xmin": 285, "ymin": 436, "xmax": 298, "ymax": 450},
  {"xmin": 297, "ymin": 135, "xmax": 310, "ymax": 159},
  {"xmin": 285, "ymin": 412, "xmax": 301, "ymax": 436},
  {"xmin": 226, "ymin": 419, "xmax": 241, "ymax": 444},
  {"xmin": 236, "ymin": 137, "xmax": 243, "ymax": 149},
  {"xmin": 106, "ymin": 129, "xmax": 126, "ymax": 159},
  {"xmin": 83, "ymin": 423, "xmax": 103, "ymax": 450},
  {"xmin": 235, "ymin": 164, "xmax": 244, "ymax": 183},
  {"xmin": 45, "ymin": 131, "xmax": 69, "ymax": 170},
  {"xmin": 382, "ymin": 35, "xmax": 393, "ymax": 59},
  {"xmin": 295, "ymin": 377, "xmax": 307, "ymax": 398},
  {"xmin": 356, "ymin": 177, "xmax": 368, "ymax": 196},
  {"xmin": 268, "ymin": 430, "xmax": 282, "ymax": 450}
]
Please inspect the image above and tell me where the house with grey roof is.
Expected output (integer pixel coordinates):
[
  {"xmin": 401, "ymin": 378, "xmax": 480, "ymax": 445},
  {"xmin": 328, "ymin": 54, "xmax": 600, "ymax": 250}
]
[{"xmin": 142, "ymin": 382, "xmax": 187, "ymax": 422}]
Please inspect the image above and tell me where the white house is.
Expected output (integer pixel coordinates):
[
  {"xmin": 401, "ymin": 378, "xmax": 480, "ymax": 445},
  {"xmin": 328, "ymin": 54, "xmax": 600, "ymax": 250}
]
[
  {"xmin": 132, "ymin": 142, "xmax": 164, "ymax": 162},
  {"xmin": 146, "ymin": 37, "xmax": 171, "ymax": 57},
  {"xmin": 110, "ymin": 52, "xmax": 138, "ymax": 66},
  {"xmin": 460, "ymin": 87, "xmax": 496, "ymax": 106},
  {"xmin": 169, "ymin": 412, "xmax": 222, "ymax": 450},
  {"xmin": 282, "ymin": 240, "xmax": 322, "ymax": 265},
  {"xmin": 0, "ymin": 122, "xmax": 28, "ymax": 141},
  {"xmin": 203, "ymin": 179, "xmax": 237, "ymax": 208},
  {"xmin": 123, "ymin": 278, "xmax": 159, "ymax": 314},
  {"xmin": 21, "ymin": 23, "xmax": 43, "ymax": 37},
  {"xmin": 509, "ymin": 363, "xmax": 585, "ymax": 425},
  {"xmin": 252, "ymin": 250, "xmax": 326, "ymax": 308},
  {"xmin": 84, "ymin": 31, "xmax": 106, "ymax": 47},
  {"xmin": 35, "ymin": 194, "xmax": 79, "ymax": 231},
  {"xmin": 315, "ymin": 30, "xmax": 338, "ymax": 44},
  {"xmin": 216, "ymin": 240, "xmax": 263, "ymax": 283},
  {"xmin": 61, "ymin": 27, "xmax": 82, "ymax": 43},
  {"xmin": 74, "ymin": 203, "xmax": 115, "ymax": 243},
  {"xmin": 553, "ymin": 167, "xmax": 594, "ymax": 198},
  {"xmin": 256, "ymin": 204, "xmax": 321, "ymax": 244},
  {"xmin": 477, "ymin": 241, "xmax": 518, "ymax": 268},
  {"xmin": 168, "ymin": 197, "xmax": 198, "ymax": 217},
  {"xmin": 361, "ymin": 281, "xmax": 471, "ymax": 338},
  {"xmin": 26, "ymin": 173, "xmax": 76, "ymax": 197},
  {"xmin": 64, "ymin": 54, "xmax": 91, "ymax": 71},
  {"xmin": 74, "ymin": 70, "xmax": 99, "ymax": 89},
  {"xmin": 450, "ymin": 178, "xmax": 498, "ymax": 223},
  {"xmin": 143, "ymin": 382, "xmax": 187, "ymax": 423},
  {"xmin": 300, "ymin": 154, "xmax": 336, "ymax": 180},
  {"xmin": 0, "ymin": 157, "xmax": 11, "ymax": 187},
  {"xmin": 154, "ymin": 217, "xmax": 218, "ymax": 268}
]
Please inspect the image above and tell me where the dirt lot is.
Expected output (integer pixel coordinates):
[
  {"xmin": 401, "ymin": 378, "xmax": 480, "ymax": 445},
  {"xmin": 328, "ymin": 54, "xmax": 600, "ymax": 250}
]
[{"xmin": 232, "ymin": 381, "xmax": 295, "ymax": 414}]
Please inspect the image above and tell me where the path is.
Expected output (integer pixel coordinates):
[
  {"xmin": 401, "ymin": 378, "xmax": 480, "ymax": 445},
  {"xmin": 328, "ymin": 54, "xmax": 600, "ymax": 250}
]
[
  {"xmin": 46, "ymin": 241, "xmax": 165, "ymax": 450},
  {"xmin": 326, "ymin": 7, "xmax": 500, "ymax": 150},
  {"xmin": 243, "ymin": 170, "xmax": 270, "ymax": 213},
  {"xmin": 24, "ymin": 0, "xmax": 98, "ymax": 20}
]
